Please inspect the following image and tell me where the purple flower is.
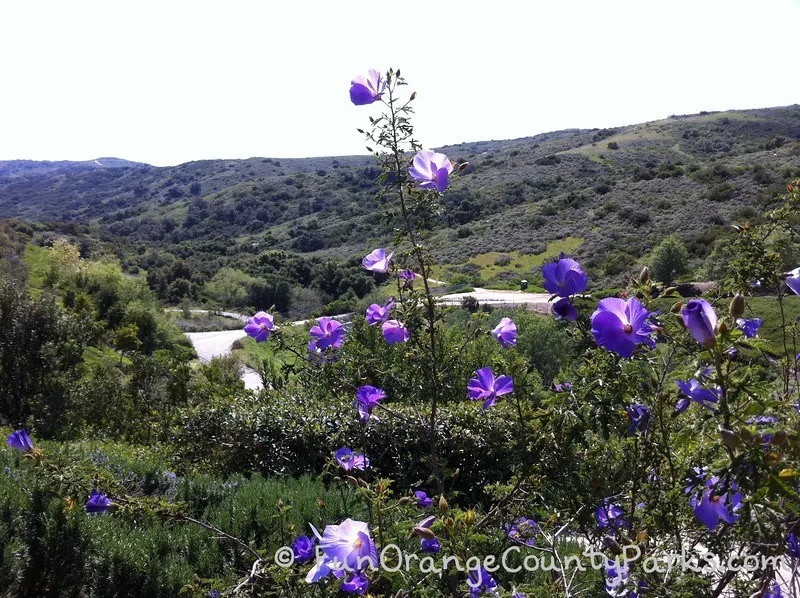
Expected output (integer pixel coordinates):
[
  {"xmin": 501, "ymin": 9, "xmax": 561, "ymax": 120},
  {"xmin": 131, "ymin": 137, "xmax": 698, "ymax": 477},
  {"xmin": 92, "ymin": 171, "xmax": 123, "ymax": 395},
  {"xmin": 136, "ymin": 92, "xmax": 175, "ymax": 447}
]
[
  {"xmin": 409, "ymin": 149, "xmax": 454, "ymax": 192},
  {"xmin": 626, "ymin": 404, "xmax": 651, "ymax": 436},
  {"xmin": 208, "ymin": 591, "xmax": 221, "ymax": 598},
  {"xmin": 605, "ymin": 559, "xmax": 630, "ymax": 595},
  {"xmin": 310, "ymin": 317, "xmax": 344, "ymax": 350},
  {"xmin": 554, "ymin": 382, "xmax": 573, "ymax": 392},
  {"xmin": 765, "ymin": 581, "xmax": 783, "ymax": 598},
  {"xmin": 293, "ymin": 535, "xmax": 316, "ymax": 564},
  {"xmin": 491, "ymin": 317, "xmax": 517, "ymax": 349},
  {"xmin": 381, "ymin": 320, "xmax": 409, "ymax": 344},
  {"xmin": 736, "ymin": 317, "xmax": 763, "ymax": 338},
  {"xmin": 748, "ymin": 415, "xmax": 779, "ymax": 426},
  {"xmin": 339, "ymin": 571, "xmax": 369, "ymax": 594},
  {"xmin": 417, "ymin": 515, "xmax": 436, "ymax": 530},
  {"xmin": 243, "ymin": 311, "xmax": 274, "ymax": 343},
  {"xmin": 467, "ymin": 567, "xmax": 500, "ymax": 596},
  {"xmin": 590, "ymin": 297, "xmax": 655, "ymax": 358},
  {"xmin": 305, "ymin": 518, "xmax": 378, "ymax": 583},
  {"xmin": 365, "ymin": 300, "xmax": 393, "ymax": 325},
  {"xmin": 349, "ymin": 69, "xmax": 385, "ymax": 106},
  {"xmin": 415, "ymin": 490, "xmax": 434, "ymax": 508},
  {"xmin": 7, "ymin": 429, "xmax": 34, "ymax": 452},
  {"xmin": 552, "ymin": 297, "xmax": 579, "ymax": 321},
  {"xmin": 356, "ymin": 385, "xmax": 386, "ymax": 424},
  {"xmin": 786, "ymin": 268, "xmax": 800, "ymax": 296},
  {"xmin": 506, "ymin": 517, "xmax": 539, "ymax": 547},
  {"xmin": 542, "ymin": 257, "xmax": 588, "ymax": 298},
  {"xmin": 682, "ymin": 299, "xmax": 718, "ymax": 346},
  {"xmin": 467, "ymin": 367, "xmax": 514, "ymax": 410},
  {"xmin": 420, "ymin": 537, "xmax": 440, "ymax": 553},
  {"xmin": 334, "ymin": 447, "xmax": 369, "ymax": 472},
  {"xmin": 787, "ymin": 533, "xmax": 800, "ymax": 558},
  {"xmin": 596, "ymin": 499, "xmax": 628, "ymax": 532},
  {"xmin": 86, "ymin": 490, "xmax": 112, "ymax": 514},
  {"xmin": 399, "ymin": 269, "xmax": 416, "ymax": 288},
  {"xmin": 362, "ymin": 248, "xmax": 394, "ymax": 273},
  {"xmin": 694, "ymin": 487, "xmax": 742, "ymax": 529},
  {"xmin": 512, "ymin": 593, "xmax": 526, "ymax": 598},
  {"xmin": 675, "ymin": 379, "xmax": 720, "ymax": 413}
]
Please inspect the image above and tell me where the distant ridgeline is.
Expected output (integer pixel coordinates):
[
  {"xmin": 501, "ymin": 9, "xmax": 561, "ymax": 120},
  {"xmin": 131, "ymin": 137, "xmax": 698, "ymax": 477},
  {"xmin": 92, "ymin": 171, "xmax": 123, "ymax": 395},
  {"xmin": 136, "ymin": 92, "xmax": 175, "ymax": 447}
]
[{"xmin": 1, "ymin": 105, "xmax": 799, "ymax": 295}]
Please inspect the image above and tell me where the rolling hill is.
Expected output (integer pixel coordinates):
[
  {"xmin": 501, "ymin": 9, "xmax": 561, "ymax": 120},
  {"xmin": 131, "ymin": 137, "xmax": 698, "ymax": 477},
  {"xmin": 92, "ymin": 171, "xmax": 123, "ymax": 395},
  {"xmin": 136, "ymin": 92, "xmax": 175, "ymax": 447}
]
[{"xmin": 1, "ymin": 105, "xmax": 800, "ymax": 293}]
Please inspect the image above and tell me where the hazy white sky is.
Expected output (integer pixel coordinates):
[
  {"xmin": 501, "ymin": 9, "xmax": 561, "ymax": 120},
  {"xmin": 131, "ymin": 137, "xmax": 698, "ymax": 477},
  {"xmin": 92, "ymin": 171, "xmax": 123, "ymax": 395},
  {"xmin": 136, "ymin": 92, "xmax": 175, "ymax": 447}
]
[{"xmin": 1, "ymin": 0, "xmax": 798, "ymax": 166}]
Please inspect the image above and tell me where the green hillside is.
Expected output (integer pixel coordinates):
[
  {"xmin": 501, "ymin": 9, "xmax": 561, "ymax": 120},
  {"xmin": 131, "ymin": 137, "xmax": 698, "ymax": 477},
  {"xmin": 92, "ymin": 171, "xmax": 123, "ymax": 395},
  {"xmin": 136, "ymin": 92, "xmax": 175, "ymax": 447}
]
[{"xmin": 1, "ymin": 105, "xmax": 800, "ymax": 298}]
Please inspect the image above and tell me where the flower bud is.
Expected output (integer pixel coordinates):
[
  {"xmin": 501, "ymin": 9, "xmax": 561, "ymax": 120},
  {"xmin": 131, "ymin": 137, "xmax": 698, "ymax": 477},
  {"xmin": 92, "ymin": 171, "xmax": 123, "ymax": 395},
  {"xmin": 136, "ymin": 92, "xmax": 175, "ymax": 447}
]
[
  {"xmin": 409, "ymin": 91, "xmax": 417, "ymax": 101},
  {"xmin": 438, "ymin": 495, "xmax": 449, "ymax": 512},
  {"xmin": 346, "ymin": 476, "xmax": 359, "ymax": 488},
  {"xmin": 772, "ymin": 431, "xmax": 788, "ymax": 446},
  {"xmin": 681, "ymin": 299, "xmax": 718, "ymax": 346},
  {"xmin": 602, "ymin": 536, "xmax": 623, "ymax": 555},
  {"xmin": 639, "ymin": 266, "xmax": 650, "ymax": 284},
  {"xmin": 413, "ymin": 526, "xmax": 437, "ymax": 540},
  {"xmin": 464, "ymin": 509, "xmax": 476, "ymax": 527},
  {"xmin": 277, "ymin": 499, "xmax": 284, "ymax": 510},
  {"xmin": 398, "ymin": 496, "xmax": 412, "ymax": 505},
  {"xmin": 729, "ymin": 294, "xmax": 746, "ymax": 319}
]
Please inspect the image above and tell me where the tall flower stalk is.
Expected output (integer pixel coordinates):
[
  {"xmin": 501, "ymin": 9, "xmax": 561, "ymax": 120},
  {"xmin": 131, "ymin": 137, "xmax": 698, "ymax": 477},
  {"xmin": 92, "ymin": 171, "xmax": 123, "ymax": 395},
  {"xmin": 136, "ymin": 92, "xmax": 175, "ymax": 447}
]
[{"xmin": 356, "ymin": 68, "xmax": 448, "ymax": 491}]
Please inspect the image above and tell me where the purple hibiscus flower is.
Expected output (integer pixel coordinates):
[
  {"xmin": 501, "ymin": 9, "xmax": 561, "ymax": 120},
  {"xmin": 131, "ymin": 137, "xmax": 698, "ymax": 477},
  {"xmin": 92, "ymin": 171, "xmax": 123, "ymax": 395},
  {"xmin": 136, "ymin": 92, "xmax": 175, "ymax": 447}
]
[
  {"xmin": 491, "ymin": 317, "xmax": 517, "ymax": 349},
  {"xmin": 399, "ymin": 269, "xmax": 416, "ymax": 288},
  {"xmin": 415, "ymin": 490, "xmax": 434, "ymax": 508},
  {"xmin": 675, "ymin": 378, "xmax": 720, "ymax": 413},
  {"xmin": 86, "ymin": 490, "xmax": 112, "ymax": 514},
  {"xmin": 334, "ymin": 447, "xmax": 369, "ymax": 472},
  {"xmin": 786, "ymin": 268, "xmax": 800, "ymax": 296},
  {"xmin": 605, "ymin": 559, "xmax": 630, "ymax": 595},
  {"xmin": 542, "ymin": 257, "xmax": 588, "ymax": 298},
  {"xmin": 244, "ymin": 311, "xmax": 274, "ymax": 343},
  {"xmin": 681, "ymin": 299, "xmax": 718, "ymax": 346},
  {"xmin": 339, "ymin": 571, "xmax": 369, "ymax": 594},
  {"xmin": 764, "ymin": 581, "xmax": 783, "ymax": 598},
  {"xmin": 694, "ymin": 486, "xmax": 742, "ymax": 529},
  {"xmin": 736, "ymin": 317, "xmax": 763, "ymax": 338},
  {"xmin": 409, "ymin": 149, "xmax": 454, "ymax": 192},
  {"xmin": 467, "ymin": 567, "xmax": 500, "ymax": 596},
  {"xmin": 626, "ymin": 404, "xmax": 651, "ymax": 436},
  {"xmin": 590, "ymin": 297, "xmax": 655, "ymax": 358},
  {"xmin": 355, "ymin": 385, "xmax": 386, "ymax": 424},
  {"xmin": 7, "ymin": 429, "xmax": 34, "ymax": 452},
  {"xmin": 305, "ymin": 518, "xmax": 378, "ymax": 584},
  {"xmin": 420, "ymin": 536, "xmax": 440, "ymax": 553},
  {"xmin": 310, "ymin": 317, "xmax": 344, "ymax": 350},
  {"xmin": 381, "ymin": 320, "xmax": 409, "ymax": 344},
  {"xmin": 362, "ymin": 248, "xmax": 394, "ymax": 273},
  {"xmin": 506, "ymin": 517, "xmax": 539, "ymax": 547},
  {"xmin": 349, "ymin": 69, "xmax": 385, "ymax": 106},
  {"xmin": 467, "ymin": 367, "xmax": 514, "ymax": 410},
  {"xmin": 552, "ymin": 297, "xmax": 579, "ymax": 321},
  {"xmin": 365, "ymin": 299, "xmax": 394, "ymax": 326},
  {"xmin": 293, "ymin": 535, "xmax": 316, "ymax": 564},
  {"xmin": 787, "ymin": 533, "xmax": 800, "ymax": 558},
  {"xmin": 467, "ymin": 567, "xmax": 500, "ymax": 598},
  {"xmin": 596, "ymin": 499, "xmax": 629, "ymax": 532}
]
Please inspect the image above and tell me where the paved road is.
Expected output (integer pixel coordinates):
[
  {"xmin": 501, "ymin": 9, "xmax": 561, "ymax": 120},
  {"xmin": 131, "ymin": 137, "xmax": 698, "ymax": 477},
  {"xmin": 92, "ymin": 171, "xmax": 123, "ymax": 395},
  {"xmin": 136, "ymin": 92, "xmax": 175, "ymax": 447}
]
[{"xmin": 185, "ymin": 328, "xmax": 263, "ymax": 391}]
